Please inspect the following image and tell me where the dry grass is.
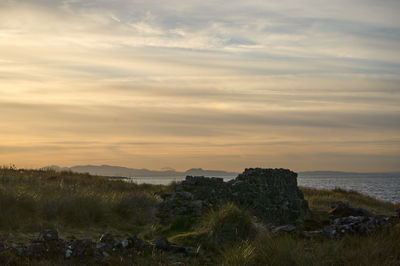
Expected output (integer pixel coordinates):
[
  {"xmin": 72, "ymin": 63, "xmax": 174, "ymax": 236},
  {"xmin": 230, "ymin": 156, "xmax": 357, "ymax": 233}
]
[
  {"xmin": 219, "ymin": 226, "xmax": 400, "ymax": 266},
  {"xmin": 301, "ymin": 186, "xmax": 399, "ymax": 216},
  {"xmin": 0, "ymin": 166, "xmax": 170, "ymax": 238}
]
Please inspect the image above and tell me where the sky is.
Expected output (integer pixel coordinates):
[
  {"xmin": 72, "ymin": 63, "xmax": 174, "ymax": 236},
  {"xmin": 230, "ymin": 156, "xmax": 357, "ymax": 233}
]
[{"xmin": 0, "ymin": 0, "xmax": 400, "ymax": 172}]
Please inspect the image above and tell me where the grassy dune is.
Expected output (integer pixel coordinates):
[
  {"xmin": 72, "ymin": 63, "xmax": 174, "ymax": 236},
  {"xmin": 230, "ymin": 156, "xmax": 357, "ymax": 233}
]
[{"xmin": 0, "ymin": 167, "xmax": 399, "ymax": 265}]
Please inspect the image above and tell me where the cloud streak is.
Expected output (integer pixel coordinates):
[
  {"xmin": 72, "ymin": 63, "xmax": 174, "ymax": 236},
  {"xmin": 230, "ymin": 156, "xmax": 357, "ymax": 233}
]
[{"xmin": 0, "ymin": 0, "xmax": 399, "ymax": 171}]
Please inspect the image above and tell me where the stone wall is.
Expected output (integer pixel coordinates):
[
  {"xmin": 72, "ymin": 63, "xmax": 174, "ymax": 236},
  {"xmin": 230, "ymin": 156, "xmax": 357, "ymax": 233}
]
[{"xmin": 157, "ymin": 168, "xmax": 309, "ymax": 224}]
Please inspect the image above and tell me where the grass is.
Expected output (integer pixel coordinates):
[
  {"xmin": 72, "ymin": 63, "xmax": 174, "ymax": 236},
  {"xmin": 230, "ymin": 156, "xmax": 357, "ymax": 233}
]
[
  {"xmin": 201, "ymin": 203, "xmax": 257, "ymax": 245},
  {"xmin": 0, "ymin": 166, "xmax": 399, "ymax": 265},
  {"xmin": 0, "ymin": 166, "xmax": 171, "ymax": 239},
  {"xmin": 219, "ymin": 227, "xmax": 400, "ymax": 266},
  {"xmin": 301, "ymin": 186, "xmax": 400, "ymax": 216}
]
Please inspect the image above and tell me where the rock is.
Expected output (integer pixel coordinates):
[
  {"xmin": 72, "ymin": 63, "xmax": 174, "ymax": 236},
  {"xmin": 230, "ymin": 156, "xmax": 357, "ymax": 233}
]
[
  {"xmin": 67, "ymin": 238, "xmax": 95, "ymax": 258},
  {"xmin": 65, "ymin": 248, "xmax": 73, "ymax": 258},
  {"xmin": 37, "ymin": 229, "xmax": 59, "ymax": 242},
  {"xmin": 152, "ymin": 238, "xmax": 170, "ymax": 251},
  {"xmin": 24, "ymin": 243, "xmax": 47, "ymax": 258},
  {"xmin": 184, "ymin": 247, "xmax": 197, "ymax": 255},
  {"xmin": 96, "ymin": 242, "xmax": 106, "ymax": 249},
  {"xmin": 15, "ymin": 246, "xmax": 25, "ymax": 256},
  {"xmin": 99, "ymin": 232, "xmax": 114, "ymax": 244},
  {"xmin": 328, "ymin": 201, "xmax": 371, "ymax": 218},
  {"xmin": 27, "ymin": 229, "xmax": 66, "ymax": 258},
  {"xmin": 123, "ymin": 235, "xmax": 151, "ymax": 250},
  {"xmin": 102, "ymin": 251, "xmax": 110, "ymax": 257},
  {"xmin": 151, "ymin": 238, "xmax": 194, "ymax": 254},
  {"xmin": 177, "ymin": 191, "xmax": 194, "ymax": 200},
  {"xmin": 323, "ymin": 216, "xmax": 390, "ymax": 238},
  {"xmin": 271, "ymin": 224, "xmax": 296, "ymax": 233},
  {"xmin": 157, "ymin": 168, "xmax": 309, "ymax": 224},
  {"xmin": 121, "ymin": 239, "xmax": 129, "ymax": 248}
]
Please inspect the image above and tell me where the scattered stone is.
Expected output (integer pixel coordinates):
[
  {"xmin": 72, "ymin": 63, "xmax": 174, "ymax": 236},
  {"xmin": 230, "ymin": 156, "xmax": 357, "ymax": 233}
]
[
  {"xmin": 36, "ymin": 229, "xmax": 59, "ymax": 242},
  {"xmin": 151, "ymin": 238, "xmax": 196, "ymax": 254},
  {"xmin": 65, "ymin": 248, "xmax": 73, "ymax": 258},
  {"xmin": 323, "ymin": 216, "xmax": 390, "ymax": 238},
  {"xmin": 124, "ymin": 235, "xmax": 151, "ymax": 250},
  {"xmin": 96, "ymin": 242, "xmax": 106, "ymax": 249},
  {"xmin": 99, "ymin": 232, "xmax": 114, "ymax": 244},
  {"xmin": 152, "ymin": 238, "xmax": 170, "ymax": 251},
  {"xmin": 102, "ymin": 251, "xmax": 110, "ymax": 257},
  {"xmin": 1, "ymin": 229, "xmax": 164, "ymax": 262},
  {"xmin": 157, "ymin": 168, "xmax": 309, "ymax": 224},
  {"xmin": 271, "ymin": 224, "xmax": 296, "ymax": 233},
  {"xmin": 184, "ymin": 247, "xmax": 197, "ymax": 255},
  {"xmin": 67, "ymin": 238, "xmax": 95, "ymax": 258}
]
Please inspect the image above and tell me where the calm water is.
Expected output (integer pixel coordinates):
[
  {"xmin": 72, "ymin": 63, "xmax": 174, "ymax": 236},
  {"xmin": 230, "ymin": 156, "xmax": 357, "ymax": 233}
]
[
  {"xmin": 128, "ymin": 173, "xmax": 400, "ymax": 203},
  {"xmin": 297, "ymin": 173, "xmax": 400, "ymax": 203}
]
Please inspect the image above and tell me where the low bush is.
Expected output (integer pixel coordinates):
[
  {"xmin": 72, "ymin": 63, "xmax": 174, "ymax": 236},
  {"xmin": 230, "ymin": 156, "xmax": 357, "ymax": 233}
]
[{"xmin": 202, "ymin": 203, "xmax": 257, "ymax": 245}]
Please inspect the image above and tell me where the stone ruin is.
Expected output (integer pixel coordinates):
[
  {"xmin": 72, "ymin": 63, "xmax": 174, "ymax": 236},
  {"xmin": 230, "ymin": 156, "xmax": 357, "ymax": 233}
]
[{"xmin": 157, "ymin": 168, "xmax": 309, "ymax": 224}]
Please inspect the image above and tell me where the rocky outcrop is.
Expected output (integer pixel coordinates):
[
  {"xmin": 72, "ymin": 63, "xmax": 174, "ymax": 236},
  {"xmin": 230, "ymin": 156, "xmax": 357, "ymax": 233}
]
[{"xmin": 157, "ymin": 168, "xmax": 309, "ymax": 224}]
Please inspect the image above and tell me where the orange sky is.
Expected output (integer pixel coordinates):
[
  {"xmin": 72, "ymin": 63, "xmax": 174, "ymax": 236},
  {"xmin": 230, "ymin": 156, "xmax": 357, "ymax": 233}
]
[{"xmin": 1, "ymin": 0, "xmax": 400, "ymax": 172}]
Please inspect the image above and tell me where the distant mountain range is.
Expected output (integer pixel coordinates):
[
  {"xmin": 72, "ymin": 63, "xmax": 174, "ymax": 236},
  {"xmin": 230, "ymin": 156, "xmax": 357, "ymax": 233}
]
[
  {"xmin": 42, "ymin": 165, "xmax": 400, "ymax": 179},
  {"xmin": 42, "ymin": 165, "xmax": 239, "ymax": 178}
]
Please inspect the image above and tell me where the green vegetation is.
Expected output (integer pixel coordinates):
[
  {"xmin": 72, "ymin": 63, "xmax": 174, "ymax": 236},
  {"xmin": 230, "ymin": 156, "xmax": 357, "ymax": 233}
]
[
  {"xmin": 0, "ymin": 166, "xmax": 399, "ymax": 265},
  {"xmin": 219, "ymin": 228, "xmax": 400, "ymax": 266},
  {"xmin": 0, "ymin": 166, "xmax": 171, "ymax": 239},
  {"xmin": 201, "ymin": 202, "xmax": 257, "ymax": 244},
  {"xmin": 302, "ymin": 187, "xmax": 399, "ymax": 216}
]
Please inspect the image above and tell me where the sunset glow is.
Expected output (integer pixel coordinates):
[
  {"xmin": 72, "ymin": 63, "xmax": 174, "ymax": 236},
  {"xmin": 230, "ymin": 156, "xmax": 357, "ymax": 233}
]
[{"xmin": 1, "ymin": 0, "xmax": 399, "ymax": 171}]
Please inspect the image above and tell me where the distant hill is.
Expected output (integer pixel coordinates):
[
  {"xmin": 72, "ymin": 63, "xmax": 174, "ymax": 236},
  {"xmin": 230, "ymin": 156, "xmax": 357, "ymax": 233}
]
[
  {"xmin": 41, "ymin": 166, "xmax": 399, "ymax": 179},
  {"xmin": 42, "ymin": 165, "xmax": 239, "ymax": 178}
]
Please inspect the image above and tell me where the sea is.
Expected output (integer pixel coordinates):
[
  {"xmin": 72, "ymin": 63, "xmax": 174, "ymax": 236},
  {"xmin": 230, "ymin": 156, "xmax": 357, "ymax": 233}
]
[{"xmin": 127, "ymin": 172, "xmax": 400, "ymax": 203}]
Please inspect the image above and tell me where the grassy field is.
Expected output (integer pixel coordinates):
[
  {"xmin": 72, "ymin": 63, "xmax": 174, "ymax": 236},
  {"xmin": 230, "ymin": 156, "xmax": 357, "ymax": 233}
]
[
  {"xmin": 0, "ymin": 166, "xmax": 399, "ymax": 265},
  {"xmin": 0, "ymin": 166, "xmax": 171, "ymax": 240}
]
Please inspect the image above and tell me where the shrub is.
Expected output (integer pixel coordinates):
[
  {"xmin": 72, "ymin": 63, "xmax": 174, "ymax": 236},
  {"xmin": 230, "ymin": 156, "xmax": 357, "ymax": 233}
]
[{"xmin": 202, "ymin": 203, "xmax": 257, "ymax": 245}]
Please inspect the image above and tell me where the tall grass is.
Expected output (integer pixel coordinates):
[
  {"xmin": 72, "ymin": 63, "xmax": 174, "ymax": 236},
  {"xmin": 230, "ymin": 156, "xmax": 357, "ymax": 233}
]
[
  {"xmin": 301, "ymin": 187, "xmax": 400, "ymax": 216},
  {"xmin": 201, "ymin": 203, "xmax": 257, "ymax": 245},
  {"xmin": 0, "ymin": 167, "xmax": 167, "ymax": 235},
  {"xmin": 219, "ymin": 227, "xmax": 400, "ymax": 266}
]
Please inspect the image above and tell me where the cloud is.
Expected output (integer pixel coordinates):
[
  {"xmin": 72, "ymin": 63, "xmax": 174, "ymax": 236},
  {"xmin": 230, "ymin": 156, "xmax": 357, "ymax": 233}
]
[{"xmin": 0, "ymin": 0, "xmax": 399, "ymax": 171}]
